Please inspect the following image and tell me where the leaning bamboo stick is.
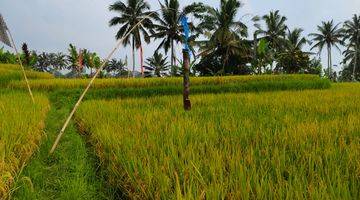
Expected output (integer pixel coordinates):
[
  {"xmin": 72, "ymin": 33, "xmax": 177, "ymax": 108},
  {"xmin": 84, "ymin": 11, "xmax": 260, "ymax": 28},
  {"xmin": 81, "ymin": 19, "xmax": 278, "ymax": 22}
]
[
  {"xmin": 49, "ymin": 11, "xmax": 159, "ymax": 154},
  {"xmin": 7, "ymin": 29, "xmax": 35, "ymax": 104}
]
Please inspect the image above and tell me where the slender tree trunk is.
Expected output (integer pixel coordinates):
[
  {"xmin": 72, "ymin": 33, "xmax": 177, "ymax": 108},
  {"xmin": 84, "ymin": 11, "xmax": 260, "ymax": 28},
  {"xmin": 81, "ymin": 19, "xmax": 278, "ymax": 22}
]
[
  {"xmin": 183, "ymin": 49, "xmax": 191, "ymax": 111},
  {"xmin": 353, "ymin": 44, "xmax": 358, "ymax": 81},
  {"xmin": 329, "ymin": 46, "xmax": 333, "ymax": 79},
  {"xmin": 222, "ymin": 48, "xmax": 230, "ymax": 76},
  {"xmin": 140, "ymin": 45, "xmax": 144, "ymax": 78},
  {"xmin": 327, "ymin": 45, "xmax": 331, "ymax": 78},
  {"xmin": 171, "ymin": 39, "xmax": 175, "ymax": 76},
  {"xmin": 132, "ymin": 36, "xmax": 136, "ymax": 78},
  {"xmin": 253, "ymin": 33, "xmax": 259, "ymax": 74},
  {"xmin": 222, "ymin": 56, "xmax": 227, "ymax": 76}
]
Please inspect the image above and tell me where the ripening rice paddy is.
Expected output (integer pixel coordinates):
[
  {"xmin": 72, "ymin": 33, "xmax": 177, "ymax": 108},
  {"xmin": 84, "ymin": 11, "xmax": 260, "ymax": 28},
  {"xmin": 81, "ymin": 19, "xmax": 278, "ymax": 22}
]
[
  {"xmin": 8, "ymin": 74, "xmax": 329, "ymax": 92},
  {"xmin": 76, "ymin": 83, "xmax": 360, "ymax": 199},
  {"xmin": 0, "ymin": 92, "xmax": 49, "ymax": 198},
  {"xmin": 0, "ymin": 64, "xmax": 53, "ymax": 87}
]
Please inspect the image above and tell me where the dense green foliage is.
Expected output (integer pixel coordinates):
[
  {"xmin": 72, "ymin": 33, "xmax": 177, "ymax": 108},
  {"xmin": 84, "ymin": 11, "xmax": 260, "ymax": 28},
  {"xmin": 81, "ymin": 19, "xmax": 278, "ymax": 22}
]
[
  {"xmin": 1, "ymin": 0, "xmax": 359, "ymax": 80},
  {"xmin": 76, "ymin": 84, "xmax": 360, "ymax": 199}
]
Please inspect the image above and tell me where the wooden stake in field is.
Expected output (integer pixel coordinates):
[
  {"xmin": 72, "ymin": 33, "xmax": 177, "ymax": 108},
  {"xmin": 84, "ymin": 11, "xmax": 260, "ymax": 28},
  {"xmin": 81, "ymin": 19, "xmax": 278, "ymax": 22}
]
[
  {"xmin": 0, "ymin": 14, "xmax": 35, "ymax": 103},
  {"xmin": 181, "ymin": 15, "xmax": 191, "ymax": 111},
  {"xmin": 50, "ymin": 11, "xmax": 159, "ymax": 154},
  {"xmin": 183, "ymin": 49, "xmax": 191, "ymax": 110}
]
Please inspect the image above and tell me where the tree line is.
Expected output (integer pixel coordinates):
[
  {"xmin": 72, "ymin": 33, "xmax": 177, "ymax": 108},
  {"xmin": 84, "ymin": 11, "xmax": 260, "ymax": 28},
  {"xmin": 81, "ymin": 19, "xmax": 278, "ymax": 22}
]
[
  {"xmin": 107, "ymin": 0, "xmax": 359, "ymax": 81},
  {"xmin": 0, "ymin": 0, "xmax": 359, "ymax": 81}
]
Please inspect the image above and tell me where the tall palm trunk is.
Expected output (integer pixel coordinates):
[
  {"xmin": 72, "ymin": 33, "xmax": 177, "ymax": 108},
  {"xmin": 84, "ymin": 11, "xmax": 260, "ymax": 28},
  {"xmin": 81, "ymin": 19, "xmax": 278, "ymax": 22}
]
[
  {"xmin": 353, "ymin": 44, "xmax": 358, "ymax": 81},
  {"xmin": 253, "ymin": 33, "xmax": 260, "ymax": 74},
  {"xmin": 222, "ymin": 48, "xmax": 230, "ymax": 76},
  {"xmin": 171, "ymin": 39, "xmax": 175, "ymax": 76},
  {"xmin": 132, "ymin": 36, "xmax": 136, "ymax": 78},
  {"xmin": 327, "ymin": 45, "xmax": 331, "ymax": 78},
  {"xmin": 140, "ymin": 45, "xmax": 144, "ymax": 77},
  {"xmin": 329, "ymin": 46, "xmax": 333, "ymax": 78}
]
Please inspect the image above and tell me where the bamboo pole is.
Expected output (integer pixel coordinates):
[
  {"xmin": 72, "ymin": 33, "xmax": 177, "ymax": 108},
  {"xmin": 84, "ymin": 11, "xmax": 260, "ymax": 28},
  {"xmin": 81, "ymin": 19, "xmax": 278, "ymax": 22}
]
[
  {"xmin": 49, "ymin": 11, "xmax": 159, "ymax": 154},
  {"xmin": 7, "ymin": 29, "xmax": 35, "ymax": 104}
]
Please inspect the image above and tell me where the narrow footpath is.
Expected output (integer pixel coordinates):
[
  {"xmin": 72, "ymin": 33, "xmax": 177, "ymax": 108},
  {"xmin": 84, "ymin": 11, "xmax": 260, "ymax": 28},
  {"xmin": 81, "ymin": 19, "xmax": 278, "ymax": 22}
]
[{"xmin": 10, "ymin": 92, "xmax": 113, "ymax": 200}]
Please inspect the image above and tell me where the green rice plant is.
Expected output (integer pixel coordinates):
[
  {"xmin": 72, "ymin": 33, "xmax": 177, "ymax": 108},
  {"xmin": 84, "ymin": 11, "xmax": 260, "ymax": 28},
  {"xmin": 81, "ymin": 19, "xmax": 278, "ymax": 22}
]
[
  {"xmin": 9, "ymin": 74, "xmax": 330, "ymax": 93},
  {"xmin": 76, "ymin": 83, "xmax": 360, "ymax": 199},
  {"xmin": 0, "ymin": 64, "xmax": 53, "ymax": 87},
  {"xmin": 0, "ymin": 92, "xmax": 49, "ymax": 199},
  {"xmin": 0, "ymin": 64, "xmax": 22, "ymax": 71}
]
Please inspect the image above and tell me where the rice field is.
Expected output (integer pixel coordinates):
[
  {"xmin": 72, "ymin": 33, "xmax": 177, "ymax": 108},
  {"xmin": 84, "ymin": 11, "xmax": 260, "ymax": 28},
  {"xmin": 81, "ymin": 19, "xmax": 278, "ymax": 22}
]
[
  {"xmin": 76, "ymin": 83, "xmax": 360, "ymax": 199},
  {"xmin": 8, "ymin": 74, "xmax": 329, "ymax": 91},
  {"xmin": 1, "ymin": 63, "xmax": 358, "ymax": 199},
  {"xmin": 0, "ymin": 92, "xmax": 49, "ymax": 199},
  {"xmin": 0, "ymin": 64, "xmax": 53, "ymax": 87}
]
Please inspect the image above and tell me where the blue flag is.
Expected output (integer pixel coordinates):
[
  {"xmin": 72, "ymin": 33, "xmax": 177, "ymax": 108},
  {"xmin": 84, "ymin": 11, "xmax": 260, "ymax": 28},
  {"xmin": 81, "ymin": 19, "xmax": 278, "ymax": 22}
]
[{"xmin": 180, "ymin": 15, "xmax": 190, "ymax": 52}]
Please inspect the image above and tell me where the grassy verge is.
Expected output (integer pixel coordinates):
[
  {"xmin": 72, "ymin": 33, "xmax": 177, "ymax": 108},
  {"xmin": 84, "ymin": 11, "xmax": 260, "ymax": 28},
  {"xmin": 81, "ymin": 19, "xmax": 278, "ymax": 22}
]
[
  {"xmin": 0, "ymin": 92, "xmax": 49, "ymax": 199},
  {"xmin": 76, "ymin": 83, "xmax": 360, "ymax": 199},
  {"xmin": 10, "ymin": 92, "xmax": 114, "ymax": 200}
]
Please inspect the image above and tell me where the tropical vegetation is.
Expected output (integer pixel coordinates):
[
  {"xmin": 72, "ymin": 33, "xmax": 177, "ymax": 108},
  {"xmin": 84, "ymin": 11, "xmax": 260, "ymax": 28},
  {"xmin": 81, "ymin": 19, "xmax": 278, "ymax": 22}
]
[
  {"xmin": 0, "ymin": 0, "xmax": 360, "ymax": 198},
  {"xmin": 0, "ymin": 0, "xmax": 359, "ymax": 81}
]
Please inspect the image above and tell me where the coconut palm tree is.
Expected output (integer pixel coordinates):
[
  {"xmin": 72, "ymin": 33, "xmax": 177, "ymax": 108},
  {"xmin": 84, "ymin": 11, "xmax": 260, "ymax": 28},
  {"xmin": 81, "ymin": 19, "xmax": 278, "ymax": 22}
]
[
  {"xmin": 257, "ymin": 10, "xmax": 287, "ymax": 51},
  {"xmin": 255, "ymin": 10, "xmax": 287, "ymax": 71},
  {"xmin": 309, "ymin": 20, "xmax": 343, "ymax": 77},
  {"xmin": 152, "ymin": 0, "xmax": 204, "ymax": 76},
  {"xmin": 144, "ymin": 52, "xmax": 169, "ymax": 77},
  {"xmin": 197, "ymin": 0, "xmax": 250, "ymax": 75},
  {"xmin": 343, "ymin": 14, "xmax": 360, "ymax": 81},
  {"xmin": 67, "ymin": 44, "xmax": 84, "ymax": 77},
  {"xmin": 106, "ymin": 58, "xmax": 127, "ymax": 77},
  {"xmin": 84, "ymin": 51, "xmax": 101, "ymax": 76},
  {"xmin": 109, "ymin": 0, "xmax": 155, "ymax": 78},
  {"xmin": 286, "ymin": 28, "xmax": 308, "ymax": 50},
  {"xmin": 277, "ymin": 28, "xmax": 310, "ymax": 73}
]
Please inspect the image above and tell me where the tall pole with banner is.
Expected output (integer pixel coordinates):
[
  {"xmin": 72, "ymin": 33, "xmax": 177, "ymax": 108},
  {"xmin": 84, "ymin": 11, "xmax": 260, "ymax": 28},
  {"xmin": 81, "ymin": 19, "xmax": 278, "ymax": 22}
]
[
  {"xmin": 181, "ymin": 15, "xmax": 191, "ymax": 111},
  {"xmin": 0, "ymin": 14, "xmax": 35, "ymax": 103}
]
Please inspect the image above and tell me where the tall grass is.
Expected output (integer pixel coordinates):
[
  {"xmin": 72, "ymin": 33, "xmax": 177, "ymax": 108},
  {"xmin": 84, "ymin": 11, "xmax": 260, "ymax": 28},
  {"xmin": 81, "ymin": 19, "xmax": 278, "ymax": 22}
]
[
  {"xmin": 9, "ymin": 74, "xmax": 330, "ymax": 92},
  {"xmin": 76, "ymin": 84, "xmax": 359, "ymax": 199},
  {"xmin": 0, "ymin": 92, "xmax": 49, "ymax": 199}
]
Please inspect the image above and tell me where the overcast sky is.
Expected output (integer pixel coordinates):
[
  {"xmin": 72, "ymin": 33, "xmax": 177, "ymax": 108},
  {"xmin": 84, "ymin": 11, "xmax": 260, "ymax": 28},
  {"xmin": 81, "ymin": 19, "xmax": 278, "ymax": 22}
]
[{"xmin": 1, "ymin": 0, "xmax": 359, "ymax": 72}]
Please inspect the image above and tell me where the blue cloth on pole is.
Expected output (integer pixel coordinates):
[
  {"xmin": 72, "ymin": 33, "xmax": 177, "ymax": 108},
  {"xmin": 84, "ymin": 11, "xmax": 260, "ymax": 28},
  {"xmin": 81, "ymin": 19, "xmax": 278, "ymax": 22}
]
[{"xmin": 180, "ymin": 15, "xmax": 190, "ymax": 53}]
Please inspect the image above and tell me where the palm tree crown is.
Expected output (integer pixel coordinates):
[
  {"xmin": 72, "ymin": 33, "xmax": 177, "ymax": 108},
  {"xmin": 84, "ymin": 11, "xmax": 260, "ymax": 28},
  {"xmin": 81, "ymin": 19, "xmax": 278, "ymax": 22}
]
[
  {"xmin": 152, "ymin": 0, "xmax": 204, "ymax": 75},
  {"xmin": 198, "ymin": 0, "xmax": 249, "ymax": 75},
  {"xmin": 310, "ymin": 20, "xmax": 343, "ymax": 77},
  {"xmin": 144, "ymin": 52, "xmax": 169, "ymax": 77},
  {"xmin": 109, "ymin": 0, "xmax": 155, "ymax": 77},
  {"xmin": 257, "ymin": 10, "xmax": 287, "ymax": 50},
  {"xmin": 343, "ymin": 14, "xmax": 360, "ymax": 80},
  {"xmin": 286, "ymin": 28, "xmax": 308, "ymax": 50}
]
